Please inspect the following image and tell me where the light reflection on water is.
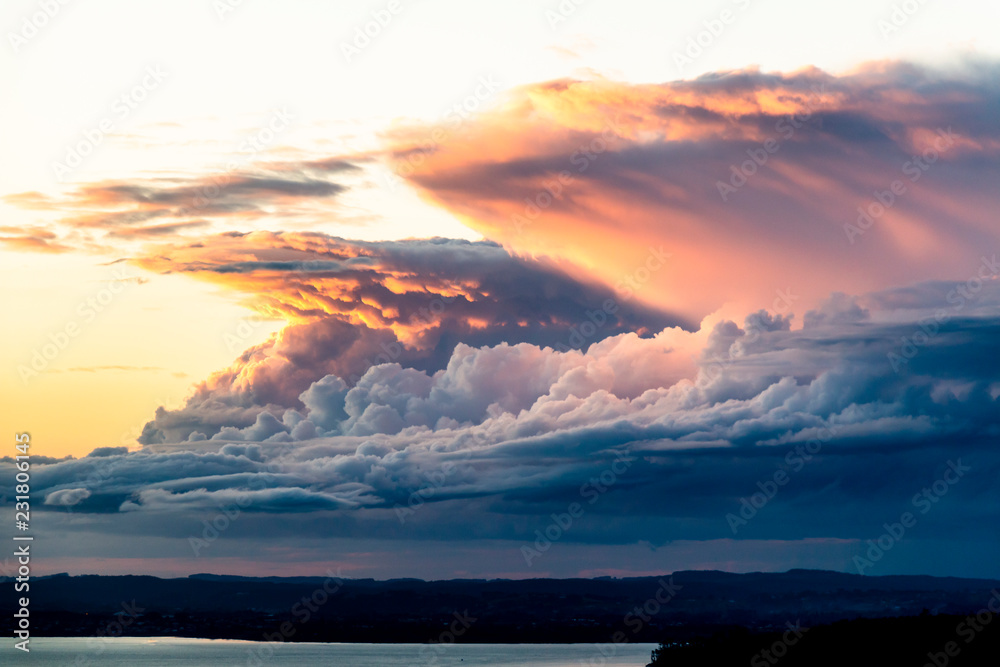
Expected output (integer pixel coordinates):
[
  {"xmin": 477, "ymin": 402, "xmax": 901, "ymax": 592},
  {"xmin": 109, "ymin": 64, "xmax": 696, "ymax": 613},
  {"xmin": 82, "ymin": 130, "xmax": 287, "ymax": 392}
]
[{"xmin": 0, "ymin": 637, "xmax": 657, "ymax": 666}]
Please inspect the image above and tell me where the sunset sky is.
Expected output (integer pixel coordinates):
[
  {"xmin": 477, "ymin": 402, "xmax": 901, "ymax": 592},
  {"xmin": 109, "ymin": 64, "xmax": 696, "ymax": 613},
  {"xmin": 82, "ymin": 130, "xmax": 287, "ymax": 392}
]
[{"xmin": 2, "ymin": 0, "xmax": 999, "ymax": 580}]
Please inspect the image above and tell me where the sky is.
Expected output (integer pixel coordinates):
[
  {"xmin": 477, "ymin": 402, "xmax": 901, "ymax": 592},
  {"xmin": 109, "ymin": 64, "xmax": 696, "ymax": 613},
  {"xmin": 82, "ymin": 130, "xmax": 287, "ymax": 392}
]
[{"xmin": 1, "ymin": 0, "xmax": 999, "ymax": 580}]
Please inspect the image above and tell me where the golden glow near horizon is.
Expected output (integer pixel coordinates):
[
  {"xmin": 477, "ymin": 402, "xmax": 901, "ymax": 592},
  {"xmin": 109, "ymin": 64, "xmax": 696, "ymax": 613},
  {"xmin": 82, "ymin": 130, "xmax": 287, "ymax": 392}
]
[
  {"xmin": 3, "ymin": 0, "xmax": 999, "ymax": 458},
  {"xmin": 1, "ymin": 251, "xmax": 286, "ymax": 457}
]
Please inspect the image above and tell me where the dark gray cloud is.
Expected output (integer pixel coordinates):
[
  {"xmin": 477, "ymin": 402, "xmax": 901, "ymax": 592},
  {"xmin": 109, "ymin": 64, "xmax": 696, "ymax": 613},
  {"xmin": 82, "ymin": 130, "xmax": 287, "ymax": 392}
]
[{"xmin": 4, "ymin": 160, "xmax": 359, "ymax": 252}]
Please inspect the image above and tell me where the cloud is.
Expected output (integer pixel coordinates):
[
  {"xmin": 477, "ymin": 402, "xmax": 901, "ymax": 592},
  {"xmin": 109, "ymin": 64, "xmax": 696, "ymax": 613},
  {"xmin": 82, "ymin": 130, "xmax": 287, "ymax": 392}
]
[
  {"xmin": 10, "ymin": 277, "xmax": 998, "ymax": 555},
  {"xmin": 1, "ymin": 191, "xmax": 54, "ymax": 209},
  {"xmin": 119, "ymin": 487, "xmax": 357, "ymax": 513},
  {"xmin": 3, "ymin": 159, "xmax": 359, "ymax": 251},
  {"xmin": 107, "ymin": 221, "xmax": 210, "ymax": 238},
  {"xmin": 86, "ymin": 447, "xmax": 130, "ymax": 458},
  {"xmin": 3, "ymin": 265, "xmax": 997, "ymax": 578},
  {"xmin": 44, "ymin": 488, "xmax": 92, "ymax": 507},
  {"xmin": 0, "ymin": 227, "xmax": 73, "ymax": 253},
  {"xmin": 133, "ymin": 232, "xmax": 687, "ymax": 443},
  {"xmin": 76, "ymin": 176, "xmax": 346, "ymax": 209},
  {"xmin": 387, "ymin": 61, "xmax": 1000, "ymax": 321}
]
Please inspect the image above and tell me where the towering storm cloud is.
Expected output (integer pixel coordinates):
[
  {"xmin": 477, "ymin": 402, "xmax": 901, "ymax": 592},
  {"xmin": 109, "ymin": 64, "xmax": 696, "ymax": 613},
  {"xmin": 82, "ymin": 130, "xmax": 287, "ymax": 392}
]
[{"xmin": 133, "ymin": 232, "xmax": 687, "ymax": 443}]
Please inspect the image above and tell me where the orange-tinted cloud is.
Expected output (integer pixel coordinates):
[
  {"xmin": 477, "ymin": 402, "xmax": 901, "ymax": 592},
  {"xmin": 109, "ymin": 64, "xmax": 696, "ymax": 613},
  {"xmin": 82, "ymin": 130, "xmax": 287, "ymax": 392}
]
[
  {"xmin": 2, "ymin": 191, "xmax": 55, "ymax": 209},
  {"xmin": 3, "ymin": 158, "xmax": 358, "ymax": 252},
  {"xmin": 388, "ymin": 62, "xmax": 1000, "ymax": 322},
  {"xmin": 133, "ymin": 232, "xmax": 687, "ymax": 442},
  {"xmin": 0, "ymin": 227, "xmax": 72, "ymax": 253},
  {"xmin": 107, "ymin": 221, "xmax": 210, "ymax": 238}
]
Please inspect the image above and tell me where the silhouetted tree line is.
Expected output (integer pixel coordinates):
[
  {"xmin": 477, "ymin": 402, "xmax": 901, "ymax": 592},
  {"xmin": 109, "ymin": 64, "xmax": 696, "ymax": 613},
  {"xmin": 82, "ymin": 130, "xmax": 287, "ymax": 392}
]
[{"xmin": 650, "ymin": 611, "xmax": 998, "ymax": 666}]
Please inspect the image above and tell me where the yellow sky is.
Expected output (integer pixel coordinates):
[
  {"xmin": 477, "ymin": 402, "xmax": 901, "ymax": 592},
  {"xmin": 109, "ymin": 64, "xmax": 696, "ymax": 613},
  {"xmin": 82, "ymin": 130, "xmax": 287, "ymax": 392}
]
[{"xmin": 0, "ymin": 250, "xmax": 281, "ymax": 457}]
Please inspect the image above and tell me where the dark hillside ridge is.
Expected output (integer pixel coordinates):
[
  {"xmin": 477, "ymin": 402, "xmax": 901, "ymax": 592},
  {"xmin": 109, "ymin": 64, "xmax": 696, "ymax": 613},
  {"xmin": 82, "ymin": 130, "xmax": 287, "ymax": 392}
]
[{"xmin": 4, "ymin": 569, "xmax": 997, "ymax": 643}]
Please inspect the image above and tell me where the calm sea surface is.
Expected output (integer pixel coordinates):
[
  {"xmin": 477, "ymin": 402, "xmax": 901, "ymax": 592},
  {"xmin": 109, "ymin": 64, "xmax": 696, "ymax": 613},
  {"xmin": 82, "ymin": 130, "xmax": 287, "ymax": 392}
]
[{"xmin": 0, "ymin": 637, "xmax": 657, "ymax": 666}]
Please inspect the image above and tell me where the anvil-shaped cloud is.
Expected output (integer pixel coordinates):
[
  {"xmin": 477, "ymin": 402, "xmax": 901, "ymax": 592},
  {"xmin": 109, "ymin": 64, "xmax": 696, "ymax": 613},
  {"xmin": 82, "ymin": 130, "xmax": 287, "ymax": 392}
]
[{"xmin": 387, "ymin": 61, "xmax": 1000, "ymax": 320}]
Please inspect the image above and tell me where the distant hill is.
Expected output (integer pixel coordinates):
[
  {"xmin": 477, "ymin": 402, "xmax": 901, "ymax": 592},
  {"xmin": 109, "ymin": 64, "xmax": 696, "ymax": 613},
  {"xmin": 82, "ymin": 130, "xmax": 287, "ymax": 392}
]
[{"xmin": 3, "ymin": 569, "xmax": 997, "ymax": 643}]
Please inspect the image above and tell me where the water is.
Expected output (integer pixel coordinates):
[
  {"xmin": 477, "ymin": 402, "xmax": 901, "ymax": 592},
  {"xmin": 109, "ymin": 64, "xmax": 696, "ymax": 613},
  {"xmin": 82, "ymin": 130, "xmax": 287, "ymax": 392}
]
[{"xmin": 0, "ymin": 637, "xmax": 657, "ymax": 666}]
